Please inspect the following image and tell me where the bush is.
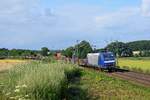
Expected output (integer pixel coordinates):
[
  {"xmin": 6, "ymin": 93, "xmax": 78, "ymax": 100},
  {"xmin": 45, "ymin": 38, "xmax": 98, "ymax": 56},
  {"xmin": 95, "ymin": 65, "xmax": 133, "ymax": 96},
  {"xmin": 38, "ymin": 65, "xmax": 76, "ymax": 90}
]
[{"xmin": 41, "ymin": 56, "xmax": 56, "ymax": 63}]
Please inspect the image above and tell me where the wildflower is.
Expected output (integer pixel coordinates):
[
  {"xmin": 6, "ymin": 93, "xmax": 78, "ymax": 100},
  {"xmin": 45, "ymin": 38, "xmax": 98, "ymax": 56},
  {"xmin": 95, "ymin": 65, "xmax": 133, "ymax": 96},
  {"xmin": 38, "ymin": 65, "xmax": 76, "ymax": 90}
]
[
  {"xmin": 9, "ymin": 97, "xmax": 15, "ymax": 99},
  {"xmin": 14, "ymin": 89, "xmax": 20, "ymax": 93},
  {"xmin": 15, "ymin": 85, "xmax": 21, "ymax": 88},
  {"xmin": 15, "ymin": 96, "xmax": 20, "ymax": 99},
  {"xmin": 5, "ymin": 92, "xmax": 11, "ymax": 96},
  {"xmin": 25, "ymin": 94, "xmax": 29, "ymax": 98},
  {"xmin": 18, "ymin": 97, "xmax": 26, "ymax": 100},
  {"xmin": 22, "ymin": 84, "xmax": 27, "ymax": 88}
]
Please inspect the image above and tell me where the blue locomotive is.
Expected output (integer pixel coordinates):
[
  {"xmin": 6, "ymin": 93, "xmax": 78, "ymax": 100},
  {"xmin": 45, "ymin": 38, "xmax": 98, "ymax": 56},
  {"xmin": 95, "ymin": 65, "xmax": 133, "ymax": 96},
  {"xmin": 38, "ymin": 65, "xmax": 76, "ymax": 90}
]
[{"xmin": 87, "ymin": 52, "xmax": 116, "ymax": 70}]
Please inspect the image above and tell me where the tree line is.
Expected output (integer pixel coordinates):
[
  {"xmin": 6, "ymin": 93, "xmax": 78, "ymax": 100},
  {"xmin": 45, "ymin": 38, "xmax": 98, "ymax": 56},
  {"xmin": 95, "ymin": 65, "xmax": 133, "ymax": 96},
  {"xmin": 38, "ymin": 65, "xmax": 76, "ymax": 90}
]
[
  {"xmin": 0, "ymin": 47, "xmax": 51, "ymax": 59},
  {"xmin": 62, "ymin": 40, "xmax": 150, "ymax": 58},
  {"xmin": 0, "ymin": 40, "xmax": 150, "ymax": 59}
]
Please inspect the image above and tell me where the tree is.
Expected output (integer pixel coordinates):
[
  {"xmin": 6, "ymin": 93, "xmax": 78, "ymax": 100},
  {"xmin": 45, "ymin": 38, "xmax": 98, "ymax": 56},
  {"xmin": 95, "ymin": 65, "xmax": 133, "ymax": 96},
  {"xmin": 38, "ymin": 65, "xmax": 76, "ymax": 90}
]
[
  {"xmin": 75, "ymin": 40, "xmax": 93, "ymax": 59},
  {"xmin": 140, "ymin": 50, "xmax": 150, "ymax": 57},
  {"xmin": 106, "ymin": 41, "xmax": 133, "ymax": 57},
  {"xmin": 62, "ymin": 46, "xmax": 74, "ymax": 58},
  {"xmin": 0, "ymin": 48, "xmax": 9, "ymax": 58},
  {"xmin": 127, "ymin": 40, "xmax": 150, "ymax": 51},
  {"xmin": 9, "ymin": 49, "xmax": 18, "ymax": 57},
  {"xmin": 121, "ymin": 47, "xmax": 133, "ymax": 57},
  {"xmin": 62, "ymin": 40, "xmax": 93, "ymax": 59},
  {"xmin": 41, "ymin": 47, "xmax": 50, "ymax": 56}
]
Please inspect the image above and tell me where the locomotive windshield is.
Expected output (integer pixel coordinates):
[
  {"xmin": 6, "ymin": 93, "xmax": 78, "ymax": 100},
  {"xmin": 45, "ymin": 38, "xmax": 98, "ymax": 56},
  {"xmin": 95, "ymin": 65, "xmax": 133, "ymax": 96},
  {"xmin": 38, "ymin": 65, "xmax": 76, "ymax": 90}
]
[{"xmin": 103, "ymin": 53, "xmax": 115, "ymax": 61}]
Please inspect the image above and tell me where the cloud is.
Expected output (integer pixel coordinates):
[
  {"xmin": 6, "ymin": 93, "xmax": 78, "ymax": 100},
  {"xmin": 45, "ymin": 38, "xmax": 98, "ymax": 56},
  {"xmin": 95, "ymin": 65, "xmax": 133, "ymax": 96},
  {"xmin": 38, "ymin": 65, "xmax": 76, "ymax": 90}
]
[
  {"xmin": 0, "ymin": 0, "xmax": 58, "ymax": 49},
  {"xmin": 95, "ymin": 6, "xmax": 150, "ymax": 34},
  {"xmin": 0, "ymin": 0, "xmax": 150, "ymax": 49},
  {"xmin": 142, "ymin": 0, "xmax": 150, "ymax": 16}
]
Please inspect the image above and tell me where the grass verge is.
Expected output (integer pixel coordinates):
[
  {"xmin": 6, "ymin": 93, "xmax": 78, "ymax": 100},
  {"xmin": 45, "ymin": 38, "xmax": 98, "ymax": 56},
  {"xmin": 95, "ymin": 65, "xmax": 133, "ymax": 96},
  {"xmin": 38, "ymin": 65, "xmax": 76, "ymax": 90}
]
[
  {"xmin": 0, "ymin": 61, "xmax": 79, "ymax": 100},
  {"xmin": 67, "ymin": 67, "xmax": 150, "ymax": 100},
  {"xmin": 1, "ymin": 61, "xmax": 150, "ymax": 100}
]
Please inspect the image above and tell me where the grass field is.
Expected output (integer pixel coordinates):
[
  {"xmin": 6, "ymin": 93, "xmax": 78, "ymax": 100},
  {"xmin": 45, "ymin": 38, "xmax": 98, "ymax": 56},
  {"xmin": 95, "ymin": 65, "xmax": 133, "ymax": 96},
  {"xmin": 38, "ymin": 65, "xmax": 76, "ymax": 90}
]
[
  {"xmin": 0, "ymin": 61, "xmax": 79, "ymax": 100},
  {"xmin": 118, "ymin": 57, "xmax": 150, "ymax": 74},
  {"xmin": 0, "ymin": 60, "xmax": 150, "ymax": 100},
  {"xmin": 67, "ymin": 68, "xmax": 150, "ymax": 100}
]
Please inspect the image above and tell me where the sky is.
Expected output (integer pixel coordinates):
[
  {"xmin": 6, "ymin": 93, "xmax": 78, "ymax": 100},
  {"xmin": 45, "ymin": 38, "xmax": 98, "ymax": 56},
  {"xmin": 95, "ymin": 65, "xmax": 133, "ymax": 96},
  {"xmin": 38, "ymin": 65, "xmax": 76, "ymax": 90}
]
[{"xmin": 0, "ymin": 0, "xmax": 150, "ymax": 50}]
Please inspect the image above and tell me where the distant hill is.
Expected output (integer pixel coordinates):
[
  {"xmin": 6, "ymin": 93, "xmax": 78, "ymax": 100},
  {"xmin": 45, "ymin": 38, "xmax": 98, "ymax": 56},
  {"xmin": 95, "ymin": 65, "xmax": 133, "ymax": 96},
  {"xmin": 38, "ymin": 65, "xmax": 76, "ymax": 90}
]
[{"xmin": 126, "ymin": 40, "xmax": 150, "ymax": 51}]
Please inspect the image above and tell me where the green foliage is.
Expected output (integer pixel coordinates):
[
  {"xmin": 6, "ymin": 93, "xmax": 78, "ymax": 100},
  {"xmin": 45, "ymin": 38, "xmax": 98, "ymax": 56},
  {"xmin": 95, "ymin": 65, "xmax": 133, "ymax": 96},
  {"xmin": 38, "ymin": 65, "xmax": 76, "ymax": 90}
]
[
  {"xmin": 75, "ymin": 41, "xmax": 93, "ymax": 59},
  {"xmin": 41, "ymin": 47, "xmax": 50, "ymax": 56},
  {"xmin": 140, "ymin": 50, "xmax": 150, "ymax": 57},
  {"xmin": 106, "ymin": 41, "xmax": 133, "ymax": 57},
  {"xmin": 127, "ymin": 40, "xmax": 150, "ymax": 51},
  {"xmin": 0, "ymin": 48, "xmax": 9, "ymax": 58},
  {"xmin": 62, "ymin": 46, "xmax": 74, "ymax": 58},
  {"xmin": 105, "ymin": 40, "xmax": 150, "ymax": 57},
  {"xmin": 0, "ymin": 62, "xmax": 79, "ymax": 100},
  {"xmin": 62, "ymin": 40, "xmax": 93, "ymax": 59},
  {"xmin": 41, "ymin": 56, "xmax": 56, "ymax": 63},
  {"xmin": 0, "ymin": 48, "xmax": 40, "ymax": 59}
]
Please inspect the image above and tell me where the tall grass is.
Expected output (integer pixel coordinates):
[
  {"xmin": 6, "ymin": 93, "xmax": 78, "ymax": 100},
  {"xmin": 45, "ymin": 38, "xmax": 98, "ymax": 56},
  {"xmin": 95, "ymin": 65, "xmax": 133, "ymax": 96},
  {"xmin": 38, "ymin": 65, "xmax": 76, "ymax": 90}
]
[{"xmin": 1, "ymin": 61, "xmax": 78, "ymax": 100}]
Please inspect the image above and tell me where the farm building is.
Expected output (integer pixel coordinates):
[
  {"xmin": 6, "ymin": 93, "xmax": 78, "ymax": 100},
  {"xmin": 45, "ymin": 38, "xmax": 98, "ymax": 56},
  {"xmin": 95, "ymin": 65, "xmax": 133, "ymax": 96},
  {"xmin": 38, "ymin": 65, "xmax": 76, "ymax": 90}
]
[
  {"xmin": 54, "ymin": 52, "xmax": 62, "ymax": 60},
  {"xmin": 133, "ymin": 51, "xmax": 140, "ymax": 56}
]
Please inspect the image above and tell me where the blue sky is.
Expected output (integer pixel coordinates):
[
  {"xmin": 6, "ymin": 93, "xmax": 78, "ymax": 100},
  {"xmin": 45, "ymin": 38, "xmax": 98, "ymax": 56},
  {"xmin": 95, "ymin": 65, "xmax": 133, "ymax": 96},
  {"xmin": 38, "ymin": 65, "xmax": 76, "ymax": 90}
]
[{"xmin": 0, "ymin": 0, "xmax": 150, "ymax": 50}]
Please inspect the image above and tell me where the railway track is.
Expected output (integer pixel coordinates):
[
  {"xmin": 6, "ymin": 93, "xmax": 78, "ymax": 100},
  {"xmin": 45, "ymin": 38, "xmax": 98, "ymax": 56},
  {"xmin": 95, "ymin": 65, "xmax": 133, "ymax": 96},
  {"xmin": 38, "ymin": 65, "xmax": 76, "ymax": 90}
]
[
  {"xmin": 107, "ymin": 71, "xmax": 150, "ymax": 87},
  {"xmin": 80, "ymin": 65, "xmax": 150, "ymax": 87}
]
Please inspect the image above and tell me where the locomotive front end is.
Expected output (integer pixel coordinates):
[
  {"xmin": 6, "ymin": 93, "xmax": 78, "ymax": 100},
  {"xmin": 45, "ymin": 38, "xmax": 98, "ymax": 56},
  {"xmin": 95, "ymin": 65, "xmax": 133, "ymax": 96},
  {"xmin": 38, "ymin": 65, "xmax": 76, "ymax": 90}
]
[{"xmin": 103, "ymin": 52, "xmax": 116, "ymax": 70}]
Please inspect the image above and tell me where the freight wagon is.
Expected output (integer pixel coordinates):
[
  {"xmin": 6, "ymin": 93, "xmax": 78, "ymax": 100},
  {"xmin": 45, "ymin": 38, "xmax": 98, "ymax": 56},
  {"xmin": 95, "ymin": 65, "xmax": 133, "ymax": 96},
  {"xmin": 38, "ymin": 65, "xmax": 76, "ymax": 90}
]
[{"xmin": 87, "ymin": 52, "xmax": 116, "ymax": 71}]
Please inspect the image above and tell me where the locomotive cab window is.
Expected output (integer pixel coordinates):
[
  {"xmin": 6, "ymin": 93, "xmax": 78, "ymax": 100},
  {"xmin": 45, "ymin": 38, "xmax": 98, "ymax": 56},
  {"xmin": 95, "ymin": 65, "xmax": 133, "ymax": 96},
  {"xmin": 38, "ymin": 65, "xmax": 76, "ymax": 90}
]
[{"xmin": 103, "ymin": 53, "xmax": 115, "ymax": 61}]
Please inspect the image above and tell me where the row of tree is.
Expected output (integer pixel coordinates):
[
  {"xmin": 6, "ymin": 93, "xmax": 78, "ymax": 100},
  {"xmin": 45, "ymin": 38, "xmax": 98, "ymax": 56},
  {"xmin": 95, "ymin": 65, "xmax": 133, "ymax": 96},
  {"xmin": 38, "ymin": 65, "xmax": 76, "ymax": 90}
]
[
  {"xmin": 1, "ymin": 40, "xmax": 150, "ymax": 59},
  {"xmin": 105, "ymin": 41, "xmax": 133, "ymax": 57},
  {"xmin": 127, "ymin": 40, "xmax": 150, "ymax": 51},
  {"xmin": 0, "ymin": 47, "xmax": 50, "ymax": 59},
  {"xmin": 62, "ymin": 40, "xmax": 150, "ymax": 58},
  {"xmin": 105, "ymin": 40, "xmax": 150, "ymax": 57}
]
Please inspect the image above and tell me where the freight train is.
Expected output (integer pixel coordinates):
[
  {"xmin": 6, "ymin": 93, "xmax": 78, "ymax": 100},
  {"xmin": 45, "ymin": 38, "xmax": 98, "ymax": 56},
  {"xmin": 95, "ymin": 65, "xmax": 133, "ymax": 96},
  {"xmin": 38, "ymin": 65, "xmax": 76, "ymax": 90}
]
[
  {"xmin": 78, "ymin": 52, "xmax": 116, "ymax": 71},
  {"xmin": 58, "ymin": 51, "xmax": 116, "ymax": 71}
]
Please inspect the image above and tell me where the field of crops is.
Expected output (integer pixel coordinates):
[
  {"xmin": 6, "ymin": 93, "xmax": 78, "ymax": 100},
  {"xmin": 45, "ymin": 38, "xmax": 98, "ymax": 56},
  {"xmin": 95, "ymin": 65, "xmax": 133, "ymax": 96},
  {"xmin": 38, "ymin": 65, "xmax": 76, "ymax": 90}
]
[
  {"xmin": 118, "ymin": 57, "xmax": 150, "ymax": 74},
  {"xmin": 0, "ymin": 59, "xmax": 26, "ymax": 72}
]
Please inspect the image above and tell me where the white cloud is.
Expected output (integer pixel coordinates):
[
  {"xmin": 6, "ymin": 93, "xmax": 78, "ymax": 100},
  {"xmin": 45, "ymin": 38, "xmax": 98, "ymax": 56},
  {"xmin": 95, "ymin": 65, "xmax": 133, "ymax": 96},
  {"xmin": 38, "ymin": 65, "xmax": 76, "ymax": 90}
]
[
  {"xmin": 142, "ymin": 0, "xmax": 150, "ymax": 16},
  {"xmin": 0, "ymin": 0, "xmax": 150, "ymax": 49},
  {"xmin": 95, "ymin": 5, "xmax": 150, "ymax": 34},
  {"xmin": 0, "ymin": 0, "xmax": 58, "ymax": 49}
]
